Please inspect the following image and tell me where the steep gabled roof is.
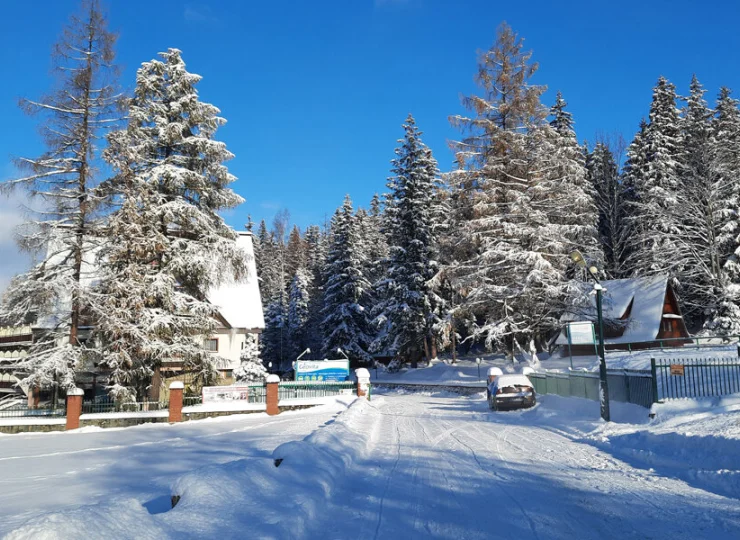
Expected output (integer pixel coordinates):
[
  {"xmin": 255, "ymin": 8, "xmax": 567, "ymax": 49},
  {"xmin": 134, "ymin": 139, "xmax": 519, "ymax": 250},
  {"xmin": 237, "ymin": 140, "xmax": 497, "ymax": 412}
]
[
  {"xmin": 557, "ymin": 274, "xmax": 671, "ymax": 345},
  {"xmin": 207, "ymin": 232, "xmax": 265, "ymax": 330}
]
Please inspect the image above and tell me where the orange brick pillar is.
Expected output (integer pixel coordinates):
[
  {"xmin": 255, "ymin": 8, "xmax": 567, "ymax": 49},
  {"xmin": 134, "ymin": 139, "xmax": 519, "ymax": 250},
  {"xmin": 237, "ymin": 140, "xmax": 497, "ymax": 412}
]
[
  {"xmin": 168, "ymin": 381, "xmax": 184, "ymax": 423},
  {"xmin": 27, "ymin": 387, "xmax": 40, "ymax": 409},
  {"xmin": 266, "ymin": 374, "xmax": 280, "ymax": 416},
  {"xmin": 65, "ymin": 388, "xmax": 84, "ymax": 431},
  {"xmin": 355, "ymin": 368, "xmax": 370, "ymax": 399}
]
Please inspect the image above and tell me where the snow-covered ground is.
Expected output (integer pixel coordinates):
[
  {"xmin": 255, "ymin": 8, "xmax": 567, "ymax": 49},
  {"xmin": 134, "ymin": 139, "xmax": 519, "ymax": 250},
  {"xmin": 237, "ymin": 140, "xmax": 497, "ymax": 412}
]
[
  {"xmin": 370, "ymin": 344, "xmax": 739, "ymax": 386},
  {"xmin": 3, "ymin": 389, "xmax": 740, "ymax": 539}
]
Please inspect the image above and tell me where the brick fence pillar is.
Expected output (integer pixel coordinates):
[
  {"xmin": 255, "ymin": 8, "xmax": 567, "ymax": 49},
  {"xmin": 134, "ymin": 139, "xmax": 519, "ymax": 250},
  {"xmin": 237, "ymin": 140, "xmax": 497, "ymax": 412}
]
[
  {"xmin": 27, "ymin": 387, "xmax": 40, "ymax": 409},
  {"xmin": 65, "ymin": 388, "xmax": 84, "ymax": 431},
  {"xmin": 355, "ymin": 368, "xmax": 370, "ymax": 399},
  {"xmin": 266, "ymin": 374, "xmax": 280, "ymax": 416},
  {"xmin": 168, "ymin": 381, "xmax": 184, "ymax": 423}
]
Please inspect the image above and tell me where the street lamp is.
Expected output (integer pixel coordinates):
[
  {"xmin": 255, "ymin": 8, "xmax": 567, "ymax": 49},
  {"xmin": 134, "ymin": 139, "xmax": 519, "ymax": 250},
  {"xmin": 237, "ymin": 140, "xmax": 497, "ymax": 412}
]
[
  {"xmin": 570, "ymin": 250, "xmax": 611, "ymax": 422},
  {"xmin": 296, "ymin": 348, "xmax": 311, "ymax": 361}
]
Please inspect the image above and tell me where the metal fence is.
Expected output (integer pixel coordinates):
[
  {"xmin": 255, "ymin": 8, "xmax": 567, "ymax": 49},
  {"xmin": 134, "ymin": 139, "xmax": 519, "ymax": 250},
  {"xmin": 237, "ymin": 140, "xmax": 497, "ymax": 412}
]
[
  {"xmin": 183, "ymin": 395, "xmax": 203, "ymax": 407},
  {"xmin": 0, "ymin": 403, "xmax": 66, "ymax": 419},
  {"xmin": 529, "ymin": 369, "xmax": 655, "ymax": 408},
  {"xmin": 81, "ymin": 398, "xmax": 169, "ymax": 414},
  {"xmin": 277, "ymin": 381, "xmax": 355, "ymax": 402},
  {"xmin": 652, "ymin": 357, "xmax": 740, "ymax": 400}
]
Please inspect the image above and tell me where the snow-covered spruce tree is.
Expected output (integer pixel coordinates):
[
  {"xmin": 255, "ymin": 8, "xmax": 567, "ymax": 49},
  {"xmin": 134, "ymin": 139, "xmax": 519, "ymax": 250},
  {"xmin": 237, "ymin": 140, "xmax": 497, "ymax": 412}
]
[
  {"xmin": 587, "ymin": 142, "xmax": 630, "ymax": 278},
  {"xmin": 372, "ymin": 115, "xmax": 443, "ymax": 368},
  {"xmin": 544, "ymin": 92, "xmax": 602, "ymax": 276},
  {"xmin": 620, "ymin": 118, "xmax": 649, "ymax": 276},
  {"xmin": 303, "ymin": 224, "xmax": 327, "ymax": 355},
  {"xmin": 448, "ymin": 23, "xmax": 577, "ymax": 356},
  {"xmin": 91, "ymin": 49, "xmax": 245, "ymax": 401},
  {"xmin": 626, "ymin": 77, "xmax": 685, "ymax": 279},
  {"xmin": 285, "ymin": 225, "xmax": 307, "ymax": 282},
  {"xmin": 677, "ymin": 75, "xmax": 725, "ymax": 329},
  {"xmin": 233, "ymin": 334, "xmax": 267, "ymax": 383},
  {"xmin": 705, "ymin": 88, "xmax": 740, "ymax": 334},
  {"xmin": 287, "ymin": 268, "xmax": 311, "ymax": 361},
  {"xmin": 261, "ymin": 293, "xmax": 287, "ymax": 371},
  {"xmin": 321, "ymin": 196, "xmax": 373, "ymax": 363},
  {"xmin": 0, "ymin": 0, "xmax": 121, "ymax": 393}
]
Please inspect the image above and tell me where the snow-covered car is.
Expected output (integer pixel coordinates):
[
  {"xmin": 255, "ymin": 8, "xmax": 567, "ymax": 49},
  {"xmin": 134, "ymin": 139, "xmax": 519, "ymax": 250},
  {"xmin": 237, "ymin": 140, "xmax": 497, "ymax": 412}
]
[{"xmin": 487, "ymin": 374, "xmax": 536, "ymax": 411}]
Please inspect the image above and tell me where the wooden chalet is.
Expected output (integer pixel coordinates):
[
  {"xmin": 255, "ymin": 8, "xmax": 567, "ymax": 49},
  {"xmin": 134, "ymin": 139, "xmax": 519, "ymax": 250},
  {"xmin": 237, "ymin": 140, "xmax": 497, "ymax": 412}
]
[{"xmin": 556, "ymin": 275, "xmax": 690, "ymax": 355}]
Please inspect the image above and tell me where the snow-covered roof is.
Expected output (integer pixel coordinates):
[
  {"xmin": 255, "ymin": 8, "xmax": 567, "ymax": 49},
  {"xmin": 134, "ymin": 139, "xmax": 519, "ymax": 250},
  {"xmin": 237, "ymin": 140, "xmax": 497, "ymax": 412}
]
[
  {"xmin": 36, "ymin": 229, "xmax": 264, "ymax": 332},
  {"xmin": 556, "ymin": 275, "xmax": 670, "ymax": 345},
  {"xmin": 207, "ymin": 232, "xmax": 265, "ymax": 330}
]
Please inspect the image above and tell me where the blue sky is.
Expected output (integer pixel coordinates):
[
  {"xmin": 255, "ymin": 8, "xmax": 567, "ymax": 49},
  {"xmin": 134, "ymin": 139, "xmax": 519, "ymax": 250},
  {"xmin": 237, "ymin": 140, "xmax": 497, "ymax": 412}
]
[{"xmin": 2, "ymin": 0, "xmax": 740, "ymax": 288}]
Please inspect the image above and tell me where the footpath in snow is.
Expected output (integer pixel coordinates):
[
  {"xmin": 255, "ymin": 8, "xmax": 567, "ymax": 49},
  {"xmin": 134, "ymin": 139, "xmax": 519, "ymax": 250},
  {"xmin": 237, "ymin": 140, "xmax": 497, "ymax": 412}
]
[{"xmin": 4, "ymin": 388, "xmax": 740, "ymax": 539}]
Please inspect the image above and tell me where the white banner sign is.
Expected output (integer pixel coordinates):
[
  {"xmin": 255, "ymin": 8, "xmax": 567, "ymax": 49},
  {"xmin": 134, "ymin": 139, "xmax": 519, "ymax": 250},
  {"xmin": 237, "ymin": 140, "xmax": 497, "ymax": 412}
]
[
  {"xmin": 568, "ymin": 321, "xmax": 596, "ymax": 345},
  {"xmin": 202, "ymin": 385, "xmax": 252, "ymax": 403}
]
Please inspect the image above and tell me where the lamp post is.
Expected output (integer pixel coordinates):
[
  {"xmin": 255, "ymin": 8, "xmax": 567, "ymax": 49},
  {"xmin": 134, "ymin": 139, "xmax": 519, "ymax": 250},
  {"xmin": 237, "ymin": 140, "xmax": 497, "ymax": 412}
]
[{"xmin": 570, "ymin": 251, "xmax": 611, "ymax": 422}]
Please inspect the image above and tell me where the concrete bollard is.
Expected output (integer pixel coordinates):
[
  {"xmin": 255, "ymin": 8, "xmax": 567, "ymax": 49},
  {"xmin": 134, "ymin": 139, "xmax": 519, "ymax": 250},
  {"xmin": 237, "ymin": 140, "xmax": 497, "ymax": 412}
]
[
  {"xmin": 266, "ymin": 374, "xmax": 280, "ymax": 416},
  {"xmin": 168, "ymin": 381, "xmax": 184, "ymax": 423},
  {"xmin": 355, "ymin": 368, "xmax": 370, "ymax": 399},
  {"xmin": 65, "ymin": 388, "xmax": 85, "ymax": 431}
]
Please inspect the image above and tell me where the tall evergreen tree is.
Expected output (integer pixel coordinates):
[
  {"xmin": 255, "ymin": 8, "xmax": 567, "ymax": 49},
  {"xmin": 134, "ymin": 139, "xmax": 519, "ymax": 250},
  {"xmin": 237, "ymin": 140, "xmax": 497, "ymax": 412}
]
[
  {"xmin": 90, "ymin": 49, "xmax": 245, "ymax": 400},
  {"xmin": 261, "ymin": 294, "xmax": 287, "ymax": 371},
  {"xmin": 1, "ymin": 0, "xmax": 121, "ymax": 392},
  {"xmin": 705, "ymin": 88, "xmax": 740, "ymax": 333},
  {"xmin": 545, "ymin": 92, "xmax": 602, "ymax": 274},
  {"xmin": 372, "ymin": 115, "xmax": 443, "ymax": 367},
  {"xmin": 287, "ymin": 268, "xmax": 311, "ymax": 361},
  {"xmin": 588, "ymin": 142, "xmax": 629, "ymax": 278},
  {"xmin": 627, "ymin": 77, "xmax": 684, "ymax": 278},
  {"xmin": 678, "ymin": 75, "xmax": 723, "ymax": 328},
  {"xmin": 321, "ymin": 196, "xmax": 372, "ymax": 363},
  {"xmin": 448, "ymin": 23, "xmax": 579, "ymax": 355}
]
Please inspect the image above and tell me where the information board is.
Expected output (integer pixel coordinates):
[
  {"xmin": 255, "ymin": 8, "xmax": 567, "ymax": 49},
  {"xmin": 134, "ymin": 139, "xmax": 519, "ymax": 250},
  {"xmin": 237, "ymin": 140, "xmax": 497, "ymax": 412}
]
[
  {"xmin": 567, "ymin": 321, "xmax": 596, "ymax": 345},
  {"xmin": 295, "ymin": 360, "xmax": 350, "ymax": 382}
]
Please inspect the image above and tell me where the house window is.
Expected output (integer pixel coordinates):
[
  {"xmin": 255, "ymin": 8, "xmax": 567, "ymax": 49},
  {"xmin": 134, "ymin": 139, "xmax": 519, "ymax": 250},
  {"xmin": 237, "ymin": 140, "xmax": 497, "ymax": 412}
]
[
  {"xmin": 205, "ymin": 338, "xmax": 219, "ymax": 352},
  {"xmin": 662, "ymin": 320, "xmax": 672, "ymax": 333}
]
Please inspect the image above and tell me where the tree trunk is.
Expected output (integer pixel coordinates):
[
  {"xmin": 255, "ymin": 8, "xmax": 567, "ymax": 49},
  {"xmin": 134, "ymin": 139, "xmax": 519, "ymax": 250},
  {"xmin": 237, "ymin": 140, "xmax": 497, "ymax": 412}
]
[{"xmin": 423, "ymin": 337, "xmax": 431, "ymax": 365}]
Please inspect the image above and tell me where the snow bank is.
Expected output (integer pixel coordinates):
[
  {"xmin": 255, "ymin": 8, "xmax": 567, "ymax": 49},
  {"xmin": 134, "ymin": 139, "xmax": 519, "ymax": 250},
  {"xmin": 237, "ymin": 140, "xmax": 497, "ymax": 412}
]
[
  {"xmin": 162, "ymin": 398, "xmax": 378, "ymax": 537},
  {"xmin": 584, "ymin": 395, "xmax": 740, "ymax": 499},
  {"xmin": 5, "ymin": 397, "xmax": 376, "ymax": 539}
]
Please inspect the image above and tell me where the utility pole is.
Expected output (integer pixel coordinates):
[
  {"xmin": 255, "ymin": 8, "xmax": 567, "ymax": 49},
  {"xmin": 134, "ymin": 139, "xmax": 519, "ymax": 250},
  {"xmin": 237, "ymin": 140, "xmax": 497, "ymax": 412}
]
[{"xmin": 571, "ymin": 251, "xmax": 610, "ymax": 422}]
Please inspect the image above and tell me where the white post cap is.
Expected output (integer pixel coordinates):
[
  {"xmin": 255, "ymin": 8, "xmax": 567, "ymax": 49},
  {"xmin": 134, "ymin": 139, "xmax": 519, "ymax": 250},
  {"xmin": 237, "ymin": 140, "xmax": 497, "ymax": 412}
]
[
  {"xmin": 266, "ymin": 374, "xmax": 280, "ymax": 384},
  {"xmin": 67, "ymin": 387, "xmax": 84, "ymax": 396},
  {"xmin": 169, "ymin": 381, "xmax": 185, "ymax": 390},
  {"xmin": 355, "ymin": 368, "xmax": 370, "ymax": 380},
  {"xmin": 487, "ymin": 367, "xmax": 503, "ymax": 377}
]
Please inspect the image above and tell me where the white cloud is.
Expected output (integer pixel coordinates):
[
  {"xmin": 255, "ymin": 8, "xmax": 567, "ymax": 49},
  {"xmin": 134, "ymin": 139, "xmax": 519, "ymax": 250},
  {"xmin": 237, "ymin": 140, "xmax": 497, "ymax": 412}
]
[
  {"xmin": 184, "ymin": 3, "xmax": 219, "ymax": 24},
  {"xmin": 0, "ymin": 192, "xmax": 33, "ymax": 295}
]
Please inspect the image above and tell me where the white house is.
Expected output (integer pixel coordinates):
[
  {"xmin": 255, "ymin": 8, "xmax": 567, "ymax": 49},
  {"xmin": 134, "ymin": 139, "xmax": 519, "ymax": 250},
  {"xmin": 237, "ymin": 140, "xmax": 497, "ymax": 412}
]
[
  {"xmin": 1, "ymin": 229, "xmax": 264, "ymax": 395},
  {"xmin": 204, "ymin": 231, "xmax": 265, "ymax": 378}
]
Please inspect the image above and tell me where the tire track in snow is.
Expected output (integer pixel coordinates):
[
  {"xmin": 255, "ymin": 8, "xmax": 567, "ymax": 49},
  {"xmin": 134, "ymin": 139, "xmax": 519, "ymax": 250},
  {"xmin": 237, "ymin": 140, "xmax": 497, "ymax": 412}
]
[
  {"xmin": 447, "ymin": 426, "xmax": 542, "ymax": 540},
  {"xmin": 372, "ymin": 419, "xmax": 402, "ymax": 540}
]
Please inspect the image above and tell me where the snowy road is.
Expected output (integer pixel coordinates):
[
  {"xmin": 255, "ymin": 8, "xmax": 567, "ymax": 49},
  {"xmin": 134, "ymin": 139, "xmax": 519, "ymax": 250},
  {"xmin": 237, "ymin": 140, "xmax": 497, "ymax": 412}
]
[
  {"xmin": 3, "ymin": 392, "xmax": 740, "ymax": 539},
  {"xmin": 310, "ymin": 392, "xmax": 740, "ymax": 540}
]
